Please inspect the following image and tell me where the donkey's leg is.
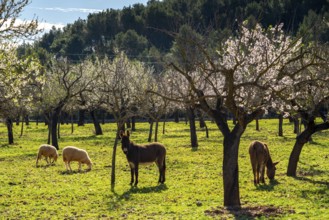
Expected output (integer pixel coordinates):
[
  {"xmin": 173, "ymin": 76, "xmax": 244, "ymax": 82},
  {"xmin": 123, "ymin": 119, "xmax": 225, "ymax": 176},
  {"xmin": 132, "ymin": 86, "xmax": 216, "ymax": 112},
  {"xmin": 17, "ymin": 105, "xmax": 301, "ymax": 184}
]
[
  {"xmin": 256, "ymin": 164, "xmax": 260, "ymax": 184},
  {"xmin": 161, "ymin": 163, "xmax": 166, "ymax": 184},
  {"xmin": 134, "ymin": 164, "xmax": 139, "ymax": 186},
  {"xmin": 160, "ymin": 158, "xmax": 166, "ymax": 184},
  {"xmin": 129, "ymin": 162, "xmax": 134, "ymax": 185},
  {"xmin": 155, "ymin": 160, "xmax": 162, "ymax": 184},
  {"xmin": 130, "ymin": 168, "xmax": 134, "ymax": 185},
  {"xmin": 250, "ymin": 158, "xmax": 257, "ymax": 185},
  {"xmin": 260, "ymin": 164, "xmax": 265, "ymax": 183}
]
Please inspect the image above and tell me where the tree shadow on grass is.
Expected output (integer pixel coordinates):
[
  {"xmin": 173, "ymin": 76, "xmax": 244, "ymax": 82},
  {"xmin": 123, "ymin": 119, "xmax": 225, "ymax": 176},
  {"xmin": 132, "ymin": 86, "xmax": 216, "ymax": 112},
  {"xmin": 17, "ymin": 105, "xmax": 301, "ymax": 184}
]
[
  {"xmin": 107, "ymin": 184, "xmax": 168, "ymax": 211},
  {"xmin": 294, "ymin": 175, "xmax": 329, "ymax": 186},
  {"xmin": 205, "ymin": 205, "xmax": 293, "ymax": 219},
  {"xmin": 293, "ymin": 176, "xmax": 329, "ymax": 203}
]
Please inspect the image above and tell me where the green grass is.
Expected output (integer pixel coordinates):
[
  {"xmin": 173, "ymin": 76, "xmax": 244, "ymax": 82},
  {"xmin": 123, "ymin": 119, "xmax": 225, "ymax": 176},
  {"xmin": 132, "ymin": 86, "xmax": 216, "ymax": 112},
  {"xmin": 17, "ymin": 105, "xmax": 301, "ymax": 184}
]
[{"xmin": 0, "ymin": 119, "xmax": 328, "ymax": 219}]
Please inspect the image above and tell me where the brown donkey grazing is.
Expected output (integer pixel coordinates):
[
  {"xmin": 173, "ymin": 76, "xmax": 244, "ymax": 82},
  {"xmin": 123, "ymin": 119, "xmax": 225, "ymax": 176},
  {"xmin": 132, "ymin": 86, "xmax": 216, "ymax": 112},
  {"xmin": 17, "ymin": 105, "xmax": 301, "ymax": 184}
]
[
  {"xmin": 120, "ymin": 130, "xmax": 166, "ymax": 186},
  {"xmin": 249, "ymin": 141, "xmax": 279, "ymax": 185}
]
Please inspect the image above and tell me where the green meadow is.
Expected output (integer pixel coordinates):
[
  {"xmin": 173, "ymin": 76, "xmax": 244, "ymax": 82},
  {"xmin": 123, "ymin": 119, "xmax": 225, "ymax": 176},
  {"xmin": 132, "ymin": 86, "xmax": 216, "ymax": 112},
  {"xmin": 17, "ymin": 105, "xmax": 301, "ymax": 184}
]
[{"xmin": 0, "ymin": 119, "xmax": 328, "ymax": 219}]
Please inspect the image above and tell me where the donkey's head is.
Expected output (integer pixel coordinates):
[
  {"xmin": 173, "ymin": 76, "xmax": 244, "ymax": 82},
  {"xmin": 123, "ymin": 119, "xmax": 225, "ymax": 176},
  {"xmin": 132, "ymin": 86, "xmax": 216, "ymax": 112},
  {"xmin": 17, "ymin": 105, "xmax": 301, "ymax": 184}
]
[
  {"xmin": 266, "ymin": 161, "xmax": 279, "ymax": 180},
  {"xmin": 120, "ymin": 130, "xmax": 130, "ymax": 154}
]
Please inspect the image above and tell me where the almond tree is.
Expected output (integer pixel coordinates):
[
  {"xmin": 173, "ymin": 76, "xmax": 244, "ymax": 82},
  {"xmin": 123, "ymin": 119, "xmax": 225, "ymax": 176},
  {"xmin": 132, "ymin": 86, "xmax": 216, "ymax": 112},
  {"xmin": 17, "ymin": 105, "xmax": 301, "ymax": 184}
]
[
  {"xmin": 164, "ymin": 23, "xmax": 308, "ymax": 208},
  {"xmin": 0, "ymin": 44, "xmax": 41, "ymax": 144},
  {"xmin": 36, "ymin": 58, "xmax": 97, "ymax": 149},
  {"xmin": 136, "ymin": 72, "xmax": 172, "ymax": 142},
  {"xmin": 0, "ymin": 0, "xmax": 39, "ymax": 144},
  {"xmin": 96, "ymin": 53, "xmax": 151, "ymax": 188},
  {"xmin": 274, "ymin": 46, "xmax": 329, "ymax": 177}
]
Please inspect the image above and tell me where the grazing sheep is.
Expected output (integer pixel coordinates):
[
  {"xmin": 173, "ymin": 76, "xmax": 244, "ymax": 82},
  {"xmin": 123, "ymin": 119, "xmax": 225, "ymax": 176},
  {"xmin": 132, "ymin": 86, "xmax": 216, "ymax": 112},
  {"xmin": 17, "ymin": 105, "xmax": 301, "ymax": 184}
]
[
  {"xmin": 62, "ymin": 146, "xmax": 92, "ymax": 172},
  {"xmin": 36, "ymin": 144, "xmax": 58, "ymax": 167}
]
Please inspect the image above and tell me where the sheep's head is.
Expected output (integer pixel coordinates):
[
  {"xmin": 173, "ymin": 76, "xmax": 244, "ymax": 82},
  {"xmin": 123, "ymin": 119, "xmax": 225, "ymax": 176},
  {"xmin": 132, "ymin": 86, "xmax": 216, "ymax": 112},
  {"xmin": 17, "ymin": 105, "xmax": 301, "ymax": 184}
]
[
  {"xmin": 120, "ymin": 130, "xmax": 130, "ymax": 155},
  {"xmin": 54, "ymin": 152, "xmax": 58, "ymax": 162},
  {"xmin": 87, "ymin": 161, "xmax": 92, "ymax": 171}
]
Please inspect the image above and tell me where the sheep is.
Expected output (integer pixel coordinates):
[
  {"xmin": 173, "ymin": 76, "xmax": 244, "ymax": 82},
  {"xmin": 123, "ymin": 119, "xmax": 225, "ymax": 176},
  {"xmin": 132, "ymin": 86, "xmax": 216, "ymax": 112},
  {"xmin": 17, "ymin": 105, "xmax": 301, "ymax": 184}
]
[
  {"xmin": 62, "ymin": 146, "xmax": 92, "ymax": 172},
  {"xmin": 36, "ymin": 144, "xmax": 58, "ymax": 167}
]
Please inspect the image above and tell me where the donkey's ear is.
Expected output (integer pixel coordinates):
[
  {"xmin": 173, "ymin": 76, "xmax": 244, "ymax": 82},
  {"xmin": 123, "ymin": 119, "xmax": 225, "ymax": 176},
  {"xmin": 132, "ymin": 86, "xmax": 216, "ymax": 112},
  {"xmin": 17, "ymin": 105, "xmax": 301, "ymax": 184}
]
[
  {"xmin": 273, "ymin": 162, "xmax": 279, "ymax": 166},
  {"xmin": 119, "ymin": 130, "xmax": 124, "ymax": 138},
  {"xmin": 127, "ymin": 130, "xmax": 130, "ymax": 137}
]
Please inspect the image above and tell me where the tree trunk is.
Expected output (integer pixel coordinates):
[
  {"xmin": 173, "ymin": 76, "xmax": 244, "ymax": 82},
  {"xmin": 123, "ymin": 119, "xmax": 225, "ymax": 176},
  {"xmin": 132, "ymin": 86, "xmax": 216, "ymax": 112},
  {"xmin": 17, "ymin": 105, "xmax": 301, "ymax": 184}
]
[
  {"xmin": 16, "ymin": 116, "xmax": 20, "ymax": 126},
  {"xmin": 6, "ymin": 118, "xmax": 14, "ymax": 145},
  {"xmin": 205, "ymin": 122, "xmax": 209, "ymax": 138},
  {"xmin": 78, "ymin": 109, "xmax": 85, "ymax": 126},
  {"xmin": 111, "ymin": 129, "xmax": 120, "ymax": 190},
  {"xmin": 148, "ymin": 120, "xmax": 154, "ymax": 142},
  {"xmin": 25, "ymin": 115, "xmax": 29, "ymax": 126},
  {"xmin": 278, "ymin": 113, "xmax": 283, "ymax": 136},
  {"xmin": 293, "ymin": 117, "xmax": 300, "ymax": 134},
  {"xmin": 287, "ymin": 120, "xmax": 329, "ymax": 176},
  {"xmin": 154, "ymin": 120, "xmax": 159, "ymax": 142},
  {"xmin": 163, "ymin": 119, "xmax": 166, "ymax": 135},
  {"xmin": 255, "ymin": 118, "xmax": 259, "ymax": 131},
  {"xmin": 198, "ymin": 111, "xmax": 206, "ymax": 128},
  {"xmin": 232, "ymin": 115, "xmax": 237, "ymax": 125},
  {"xmin": 222, "ymin": 127, "xmax": 243, "ymax": 208},
  {"xmin": 47, "ymin": 124, "xmax": 51, "ymax": 145},
  {"xmin": 126, "ymin": 119, "xmax": 131, "ymax": 129},
  {"xmin": 287, "ymin": 133, "xmax": 310, "ymax": 177},
  {"xmin": 101, "ymin": 110, "xmax": 106, "ymax": 124},
  {"xmin": 71, "ymin": 114, "xmax": 74, "ymax": 134},
  {"xmin": 90, "ymin": 110, "xmax": 103, "ymax": 135},
  {"xmin": 20, "ymin": 117, "xmax": 24, "ymax": 137},
  {"xmin": 187, "ymin": 107, "xmax": 198, "ymax": 149},
  {"xmin": 57, "ymin": 121, "xmax": 61, "ymax": 140},
  {"xmin": 50, "ymin": 108, "xmax": 61, "ymax": 150},
  {"xmin": 131, "ymin": 116, "xmax": 136, "ymax": 131},
  {"xmin": 174, "ymin": 110, "xmax": 179, "ymax": 123}
]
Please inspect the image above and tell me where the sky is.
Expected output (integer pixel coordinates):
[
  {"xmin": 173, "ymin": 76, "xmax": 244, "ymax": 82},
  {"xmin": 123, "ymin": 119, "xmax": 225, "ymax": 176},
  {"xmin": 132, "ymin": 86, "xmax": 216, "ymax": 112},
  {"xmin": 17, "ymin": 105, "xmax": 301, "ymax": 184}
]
[{"xmin": 20, "ymin": 0, "xmax": 149, "ymax": 32}]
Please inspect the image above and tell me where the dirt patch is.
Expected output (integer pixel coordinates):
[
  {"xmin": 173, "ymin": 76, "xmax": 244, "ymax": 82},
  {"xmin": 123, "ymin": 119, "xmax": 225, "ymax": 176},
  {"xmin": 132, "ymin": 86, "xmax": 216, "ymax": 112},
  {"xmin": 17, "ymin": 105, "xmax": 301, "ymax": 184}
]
[{"xmin": 205, "ymin": 205, "xmax": 295, "ymax": 219}]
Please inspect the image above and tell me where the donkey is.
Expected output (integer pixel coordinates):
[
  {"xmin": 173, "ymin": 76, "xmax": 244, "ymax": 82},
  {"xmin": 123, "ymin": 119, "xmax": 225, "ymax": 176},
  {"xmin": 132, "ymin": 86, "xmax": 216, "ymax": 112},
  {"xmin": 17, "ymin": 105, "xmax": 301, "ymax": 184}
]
[
  {"xmin": 120, "ymin": 130, "xmax": 166, "ymax": 186},
  {"xmin": 249, "ymin": 141, "xmax": 279, "ymax": 185}
]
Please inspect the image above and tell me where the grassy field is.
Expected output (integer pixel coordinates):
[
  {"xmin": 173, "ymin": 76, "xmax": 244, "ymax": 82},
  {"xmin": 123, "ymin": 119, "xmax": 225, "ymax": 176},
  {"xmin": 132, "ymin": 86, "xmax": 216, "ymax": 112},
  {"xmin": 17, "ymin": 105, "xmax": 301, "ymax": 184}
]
[{"xmin": 0, "ymin": 119, "xmax": 328, "ymax": 219}]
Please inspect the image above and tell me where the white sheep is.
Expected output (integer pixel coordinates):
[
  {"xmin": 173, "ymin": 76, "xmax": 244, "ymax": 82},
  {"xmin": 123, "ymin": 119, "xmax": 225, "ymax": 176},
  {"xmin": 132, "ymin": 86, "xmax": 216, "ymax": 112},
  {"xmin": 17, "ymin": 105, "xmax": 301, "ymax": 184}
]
[
  {"xmin": 62, "ymin": 146, "xmax": 92, "ymax": 172},
  {"xmin": 36, "ymin": 144, "xmax": 58, "ymax": 167}
]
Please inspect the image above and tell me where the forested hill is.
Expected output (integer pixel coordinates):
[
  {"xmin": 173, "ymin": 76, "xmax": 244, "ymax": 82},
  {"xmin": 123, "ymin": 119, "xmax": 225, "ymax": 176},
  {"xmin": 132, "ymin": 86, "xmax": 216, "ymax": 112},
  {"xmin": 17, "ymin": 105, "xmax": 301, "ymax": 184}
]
[{"xmin": 30, "ymin": 0, "xmax": 328, "ymax": 63}]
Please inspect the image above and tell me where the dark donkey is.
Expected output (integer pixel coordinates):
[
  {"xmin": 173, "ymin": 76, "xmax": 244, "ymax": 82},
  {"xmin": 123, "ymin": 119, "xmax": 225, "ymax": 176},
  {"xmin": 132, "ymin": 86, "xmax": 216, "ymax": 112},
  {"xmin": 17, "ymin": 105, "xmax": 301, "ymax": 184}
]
[
  {"xmin": 120, "ymin": 130, "xmax": 166, "ymax": 186},
  {"xmin": 249, "ymin": 141, "xmax": 279, "ymax": 185}
]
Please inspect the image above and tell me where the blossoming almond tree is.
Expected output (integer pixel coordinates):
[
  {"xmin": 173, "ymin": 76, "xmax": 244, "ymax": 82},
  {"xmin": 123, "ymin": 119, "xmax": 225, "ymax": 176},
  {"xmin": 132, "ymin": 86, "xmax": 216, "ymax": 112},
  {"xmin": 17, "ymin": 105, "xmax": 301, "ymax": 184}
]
[
  {"xmin": 168, "ymin": 23, "xmax": 308, "ymax": 208},
  {"xmin": 35, "ymin": 58, "xmax": 97, "ymax": 149},
  {"xmin": 0, "ymin": 44, "xmax": 41, "ymax": 144},
  {"xmin": 96, "ymin": 53, "xmax": 153, "ymax": 188},
  {"xmin": 274, "ymin": 46, "xmax": 329, "ymax": 177},
  {"xmin": 0, "ymin": 0, "xmax": 39, "ymax": 144}
]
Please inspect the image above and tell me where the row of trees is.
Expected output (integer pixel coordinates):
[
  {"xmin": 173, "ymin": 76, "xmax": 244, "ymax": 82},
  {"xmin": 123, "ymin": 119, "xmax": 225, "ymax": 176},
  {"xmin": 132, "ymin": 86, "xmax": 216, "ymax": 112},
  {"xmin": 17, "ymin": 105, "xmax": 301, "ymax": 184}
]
[{"xmin": 1, "ymin": 0, "xmax": 328, "ymax": 211}]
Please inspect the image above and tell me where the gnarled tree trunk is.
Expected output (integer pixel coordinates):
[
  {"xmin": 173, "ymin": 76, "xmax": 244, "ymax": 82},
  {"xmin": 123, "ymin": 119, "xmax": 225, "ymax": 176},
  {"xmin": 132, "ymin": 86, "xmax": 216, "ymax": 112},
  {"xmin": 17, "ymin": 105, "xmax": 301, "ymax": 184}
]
[
  {"xmin": 187, "ymin": 107, "xmax": 198, "ymax": 149},
  {"xmin": 278, "ymin": 113, "xmax": 283, "ymax": 136},
  {"xmin": 148, "ymin": 119, "xmax": 154, "ymax": 142},
  {"xmin": 6, "ymin": 118, "xmax": 14, "ymax": 145},
  {"xmin": 287, "ymin": 119, "xmax": 329, "ymax": 176},
  {"xmin": 222, "ymin": 125, "xmax": 244, "ymax": 208},
  {"xmin": 90, "ymin": 110, "xmax": 103, "ymax": 135},
  {"xmin": 50, "ymin": 107, "xmax": 61, "ymax": 150}
]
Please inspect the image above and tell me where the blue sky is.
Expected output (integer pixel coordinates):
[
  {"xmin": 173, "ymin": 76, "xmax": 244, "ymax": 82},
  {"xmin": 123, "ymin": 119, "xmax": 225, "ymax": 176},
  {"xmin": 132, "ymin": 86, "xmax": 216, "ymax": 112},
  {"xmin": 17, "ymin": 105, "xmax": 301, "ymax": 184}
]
[{"xmin": 20, "ymin": 0, "xmax": 149, "ymax": 31}]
